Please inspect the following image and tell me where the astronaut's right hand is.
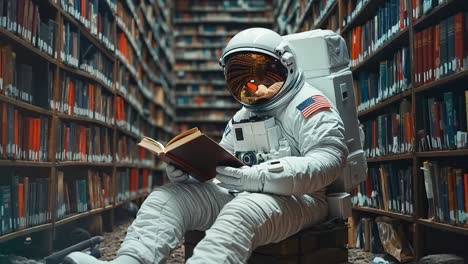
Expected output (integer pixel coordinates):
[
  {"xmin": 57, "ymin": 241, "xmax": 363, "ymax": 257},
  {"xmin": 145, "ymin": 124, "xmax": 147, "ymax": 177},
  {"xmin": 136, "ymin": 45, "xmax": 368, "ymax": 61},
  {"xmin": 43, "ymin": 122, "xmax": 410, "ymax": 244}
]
[{"xmin": 165, "ymin": 164, "xmax": 190, "ymax": 183}]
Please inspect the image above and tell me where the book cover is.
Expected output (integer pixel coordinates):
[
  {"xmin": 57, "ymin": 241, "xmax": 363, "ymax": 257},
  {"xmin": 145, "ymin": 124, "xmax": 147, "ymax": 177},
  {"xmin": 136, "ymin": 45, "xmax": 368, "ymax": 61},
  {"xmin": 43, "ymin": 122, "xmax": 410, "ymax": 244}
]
[
  {"xmin": 454, "ymin": 169, "xmax": 465, "ymax": 225},
  {"xmin": 421, "ymin": 161, "xmax": 435, "ymax": 219},
  {"xmin": 138, "ymin": 128, "xmax": 243, "ymax": 182},
  {"xmin": 454, "ymin": 13, "xmax": 464, "ymax": 72}
]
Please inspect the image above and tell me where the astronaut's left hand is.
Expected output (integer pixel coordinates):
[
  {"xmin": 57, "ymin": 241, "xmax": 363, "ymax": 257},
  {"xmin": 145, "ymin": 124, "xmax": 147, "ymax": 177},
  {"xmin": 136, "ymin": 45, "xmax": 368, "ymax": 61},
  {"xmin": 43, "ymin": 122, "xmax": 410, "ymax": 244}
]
[{"xmin": 215, "ymin": 165, "xmax": 265, "ymax": 193}]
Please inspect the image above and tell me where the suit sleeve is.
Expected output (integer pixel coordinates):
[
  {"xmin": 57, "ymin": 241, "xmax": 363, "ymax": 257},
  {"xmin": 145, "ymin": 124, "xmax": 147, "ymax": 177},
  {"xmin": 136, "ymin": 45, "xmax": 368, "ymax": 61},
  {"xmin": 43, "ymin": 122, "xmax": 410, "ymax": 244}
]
[{"xmin": 259, "ymin": 107, "xmax": 349, "ymax": 195}]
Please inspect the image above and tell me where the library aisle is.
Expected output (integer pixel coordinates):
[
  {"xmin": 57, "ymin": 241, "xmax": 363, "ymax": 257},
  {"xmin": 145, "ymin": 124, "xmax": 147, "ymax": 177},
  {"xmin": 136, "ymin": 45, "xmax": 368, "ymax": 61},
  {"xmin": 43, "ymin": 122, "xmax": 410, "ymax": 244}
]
[{"xmin": 1, "ymin": 0, "xmax": 468, "ymax": 263}]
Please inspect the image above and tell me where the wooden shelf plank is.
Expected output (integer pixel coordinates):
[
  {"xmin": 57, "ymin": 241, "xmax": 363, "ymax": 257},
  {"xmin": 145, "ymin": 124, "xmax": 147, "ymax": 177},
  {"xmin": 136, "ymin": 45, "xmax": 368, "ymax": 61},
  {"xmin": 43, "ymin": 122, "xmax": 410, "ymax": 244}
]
[
  {"xmin": 0, "ymin": 95, "xmax": 53, "ymax": 116},
  {"xmin": 358, "ymin": 89, "xmax": 412, "ymax": 118},
  {"xmin": 415, "ymin": 149, "xmax": 468, "ymax": 157},
  {"xmin": 55, "ymin": 161, "xmax": 114, "ymax": 167},
  {"xmin": 59, "ymin": 64, "xmax": 114, "ymax": 94},
  {"xmin": 115, "ymin": 163, "xmax": 155, "ymax": 169},
  {"xmin": 56, "ymin": 113, "xmax": 114, "ymax": 129},
  {"xmin": 351, "ymin": 28, "xmax": 409, "ymax": 73},
  {"xmin": 0, "ymin": 27, "xmax": 58, "ymax": 66},
  {"xmin": 0, "ymin": 160, "xmax": 53, "ymax": 167},
  {"xmin": 55, "ymin": 208, "xmax": 105, "ymax": 227},
  {"xmin": 414, "ymin": 70, "xmax": 468, "ymax": 94},
  {"xmin": 417, "ymin": 219, "xmax": 468, "ymax": 236},
  {"xmin": 352, "ymin": 206, "xmax": 414, "ymax": 221},
  {"xmin": 0, "ymin": 223, "xmax": 53, "ymax": 243},
  {"xmin": 366, "ymin": 153, "xmax": 413, "ymax": 163}
]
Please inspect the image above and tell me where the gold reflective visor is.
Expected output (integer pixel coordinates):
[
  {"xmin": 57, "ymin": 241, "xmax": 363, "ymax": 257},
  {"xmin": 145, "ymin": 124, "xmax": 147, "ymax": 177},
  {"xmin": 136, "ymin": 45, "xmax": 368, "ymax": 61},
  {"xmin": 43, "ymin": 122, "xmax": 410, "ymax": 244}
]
[{"xmin": 225, "ymin": 52, "xmax": 287, "ymax": 105}]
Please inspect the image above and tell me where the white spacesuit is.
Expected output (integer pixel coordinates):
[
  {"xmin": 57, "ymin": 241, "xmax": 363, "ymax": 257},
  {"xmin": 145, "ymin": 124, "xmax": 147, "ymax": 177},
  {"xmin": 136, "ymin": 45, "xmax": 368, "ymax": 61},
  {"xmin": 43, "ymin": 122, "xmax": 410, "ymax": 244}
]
[{"xmin": 64, "ymin": 28, "xmax": 349, "ymax": 264}]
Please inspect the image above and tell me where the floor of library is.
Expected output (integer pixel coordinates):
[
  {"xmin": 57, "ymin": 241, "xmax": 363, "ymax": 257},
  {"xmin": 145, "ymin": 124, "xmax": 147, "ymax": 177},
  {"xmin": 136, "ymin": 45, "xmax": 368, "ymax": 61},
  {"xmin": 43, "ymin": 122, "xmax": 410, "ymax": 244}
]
[{"xmin": 99, "ymin": 220, "xmax": 402, "ymax": 264}]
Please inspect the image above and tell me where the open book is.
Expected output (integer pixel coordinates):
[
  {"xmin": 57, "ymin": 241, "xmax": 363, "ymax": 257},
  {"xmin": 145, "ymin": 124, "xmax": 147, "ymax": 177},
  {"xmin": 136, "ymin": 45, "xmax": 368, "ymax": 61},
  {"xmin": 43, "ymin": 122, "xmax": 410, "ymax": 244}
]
[{"xmin": 138, "ymin": 128, "xmax": 244, "ymax": 182}]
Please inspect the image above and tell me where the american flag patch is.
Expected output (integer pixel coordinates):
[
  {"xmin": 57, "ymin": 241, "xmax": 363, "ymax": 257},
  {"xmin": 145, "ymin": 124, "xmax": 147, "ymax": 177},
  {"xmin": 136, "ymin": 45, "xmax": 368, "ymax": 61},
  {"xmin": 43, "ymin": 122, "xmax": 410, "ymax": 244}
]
[{"xmin": 296, "ymin": 95, "xmax": 331, "ymax": 118}]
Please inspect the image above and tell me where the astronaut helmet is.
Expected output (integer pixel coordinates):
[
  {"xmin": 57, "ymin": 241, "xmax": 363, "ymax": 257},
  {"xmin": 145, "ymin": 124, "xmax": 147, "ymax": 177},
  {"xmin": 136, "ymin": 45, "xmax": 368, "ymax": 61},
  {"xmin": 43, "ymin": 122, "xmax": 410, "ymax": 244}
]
[{"xmin": 219, "ymin": 28, "xmax": 304, "ymax": 113}]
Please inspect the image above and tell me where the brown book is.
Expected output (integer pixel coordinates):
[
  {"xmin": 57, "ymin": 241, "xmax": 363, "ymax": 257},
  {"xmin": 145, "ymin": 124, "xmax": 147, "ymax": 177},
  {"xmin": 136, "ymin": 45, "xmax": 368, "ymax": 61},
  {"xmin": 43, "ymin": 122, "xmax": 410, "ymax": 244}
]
[
  {"xmin": 447, "ymin": 167, "xmax": 457, "ymax": 224},
  {"xmin": 138, "ymin": 127, "xmax": 243, "ymax": 182},
  {"xmin": 454, "ymin": 13, "xmax": 464, "ymax": 72},
  {"xmin": 434, "ymin": 24, "xmax": 441, "ymax": 80}
]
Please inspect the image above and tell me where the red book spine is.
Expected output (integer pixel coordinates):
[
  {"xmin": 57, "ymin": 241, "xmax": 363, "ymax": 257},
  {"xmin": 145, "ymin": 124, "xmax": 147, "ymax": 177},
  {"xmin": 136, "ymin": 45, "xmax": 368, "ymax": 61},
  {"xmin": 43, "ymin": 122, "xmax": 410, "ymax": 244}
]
[
  {"xmin": 428, "ymin": 27, "xmax": 434, "ymax": 82},
  {"xmin": 422, "ymin": 29, "xmax": 428, "ymax": 84},
  {"xmin": 142, "ymin": 169, "xmax": 149, "ymax": 192},
  {"xmin": 18, "ymin": 183, "xmax": 24, "ymax": 229},
  {"xmin": 1, "ymin": 103, "xmax": 6, "ymax": 157},
  {"xmin": 365, "ymin": 173, "xmax": 372, "ymax": 201},
  {"xmin": 14, "ymin": 109, "xmax": 19, "ymax": 159},
  {"xmin": 434, "ymin": 24, "xmax": 441, "ymax": 80},
  {"xmin": 415, "ymin": 31, "xmax": 421, "ymax": 86},
  {"xmin": 400, "ymin": 0, "xmax": 404, "ymax": 29},
  {"xmin": 454, "ymin": 13, "xmax": 464, "ymax": 72},
  {"xmin": 68, "ymin": 80, "xmax": 74, "ymax": 115},
  {"xmin": 34, "ymin": 118, "xmax": 39, "ymax": 161}
]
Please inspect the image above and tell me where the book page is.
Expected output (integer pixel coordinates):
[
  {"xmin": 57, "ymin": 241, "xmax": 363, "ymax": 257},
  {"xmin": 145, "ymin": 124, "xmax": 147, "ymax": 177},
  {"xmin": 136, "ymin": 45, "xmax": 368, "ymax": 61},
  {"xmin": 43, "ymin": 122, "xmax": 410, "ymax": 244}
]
[
  {"xmin": 138, "ymin": 137, "xmax": 166, "ymax": 154},
  {"xmin": 166, "ymin": 127, "xmax": 200, "ymax": 147}
]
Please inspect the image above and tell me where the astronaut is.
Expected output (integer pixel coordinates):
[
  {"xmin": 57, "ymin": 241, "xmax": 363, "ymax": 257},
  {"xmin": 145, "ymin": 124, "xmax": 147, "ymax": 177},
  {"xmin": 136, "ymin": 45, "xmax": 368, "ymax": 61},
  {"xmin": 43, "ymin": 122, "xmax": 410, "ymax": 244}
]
[{"xmin": 64, "ymin": 28, "xmax": 348, "ymax": 264}]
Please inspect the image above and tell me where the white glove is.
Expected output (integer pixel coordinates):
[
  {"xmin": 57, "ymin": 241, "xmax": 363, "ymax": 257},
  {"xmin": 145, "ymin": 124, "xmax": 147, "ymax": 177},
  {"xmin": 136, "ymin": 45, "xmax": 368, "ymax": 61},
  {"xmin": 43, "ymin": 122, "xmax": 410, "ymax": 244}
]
[
  {"xmin": 166, "ymin": 164, "xmax": 189, "ymax": 183},
  {"xmin": 215, "ymin": 165, "xmax": 264, "ymax": 192}
]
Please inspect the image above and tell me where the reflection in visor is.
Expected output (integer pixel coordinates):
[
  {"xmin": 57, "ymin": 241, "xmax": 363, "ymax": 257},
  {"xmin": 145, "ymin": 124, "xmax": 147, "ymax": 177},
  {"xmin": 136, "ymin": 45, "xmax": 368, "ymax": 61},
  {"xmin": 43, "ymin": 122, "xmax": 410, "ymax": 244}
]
[{"xmin": 225, "ymin": 52, "xmax": 287, "ymax": 105}]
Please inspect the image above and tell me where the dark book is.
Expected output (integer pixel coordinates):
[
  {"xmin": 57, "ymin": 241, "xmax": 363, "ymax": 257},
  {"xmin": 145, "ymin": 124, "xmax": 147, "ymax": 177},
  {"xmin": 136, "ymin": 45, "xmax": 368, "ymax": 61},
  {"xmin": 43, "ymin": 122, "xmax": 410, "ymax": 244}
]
[
  {"xmin": 1, "ymin": 185, "xmax": 12, "ymax": 234},
  {"xmin": 10, "ymin": 172, "xmax": 18, "ymax": 230},
  {"xmin": 440, "ymin": 18, "xmax": 448, "ymax": 77},
  {"xmin": 138, "ymin": 128, "xmax": 243, "ymax": 182},
  {"xmin": 446, "ymin": 15, "xmax": 455, "ymax": 75}
]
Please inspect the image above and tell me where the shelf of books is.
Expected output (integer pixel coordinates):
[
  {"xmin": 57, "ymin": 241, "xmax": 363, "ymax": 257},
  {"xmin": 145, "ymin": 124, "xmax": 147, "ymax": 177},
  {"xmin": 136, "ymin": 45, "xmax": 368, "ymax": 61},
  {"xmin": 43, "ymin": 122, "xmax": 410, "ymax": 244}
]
[
  {"xmin": 0, "ymin": 0, "xmax": 175, "ymax": 253},
  {"xmin": 173, "ymin": 0, "xmax": 274, "ymax": 143},
  {"xmin": 274, "ymin": 0, "xmax": 468, "ymax": 260}
]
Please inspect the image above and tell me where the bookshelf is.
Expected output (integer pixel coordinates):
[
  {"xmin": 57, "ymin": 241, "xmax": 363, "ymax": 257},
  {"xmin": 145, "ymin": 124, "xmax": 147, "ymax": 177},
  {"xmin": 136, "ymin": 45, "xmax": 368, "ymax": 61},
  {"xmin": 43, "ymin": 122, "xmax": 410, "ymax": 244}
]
[
  {"xmin": 173, "ymin": 0, "xmax": 274, "ymax": 142},
  {"xmin": 274, "ymin": 0, "xmax": 468, "ymax": 260},
  {"xmin": 0, "ymin": 0, "xmax": 174, "ymax": 254}
]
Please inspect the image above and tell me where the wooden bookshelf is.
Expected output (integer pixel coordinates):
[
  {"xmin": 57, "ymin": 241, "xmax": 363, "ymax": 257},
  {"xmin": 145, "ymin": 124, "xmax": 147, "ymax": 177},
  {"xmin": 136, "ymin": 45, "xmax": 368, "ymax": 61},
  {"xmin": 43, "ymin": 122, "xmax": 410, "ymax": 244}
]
[
  {"xmin": 350, "ymin": 27, "xmax": 410, "ymax": 73},
  {"xmin": 0, "ymin": 160, "xmax": 54, "ymax": 167},
  {"xmin": 173, "ymin": 0, "xmax": 274, "ymax": 142},
  {"xmin": 358, "ymin": 89, "xmax": 412, "ymax": 118},
  {"xmin": 274, "ymin": 0, "xmax": 468, "ymax": 260},
  {"xmin": 414, "ymin": 70, "xmax": 468, "ymax": 94},
  {"xmin": 415, "ymin": 149, "xmax": 468, "ymax": 158},
  {"xmin": 417, "ymin": 219, "xmax": 468, "ymax": 236},
  {"xmin": 56, "ymin": 113, "xmax": 114, "ymax": 129},
  {"xmin": 352, "ymin": 206, "xmax": 414, "ymax": 222},
  {"xmin": 0, "ymin": 0, "xmax": 174, "ymax": 253},
  {"xmin": 0, "ymin": 223, "xmax": 53, "ymax": 243},
  {"xmin": 55, "ymin": 162, "xmax": 115, "ymax": 167},
  {"xmin": 366, "ymin": 153, "xmax": 413, "ymax": 163},
  {"xmin": 0, "ymin": 95, "xmax": 54, "ymax": 116}
]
